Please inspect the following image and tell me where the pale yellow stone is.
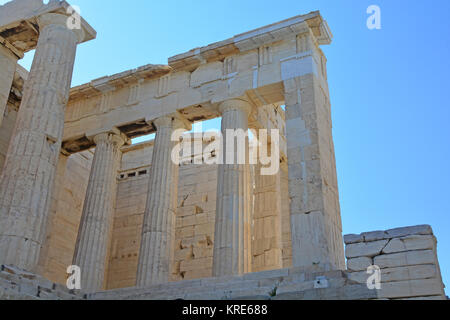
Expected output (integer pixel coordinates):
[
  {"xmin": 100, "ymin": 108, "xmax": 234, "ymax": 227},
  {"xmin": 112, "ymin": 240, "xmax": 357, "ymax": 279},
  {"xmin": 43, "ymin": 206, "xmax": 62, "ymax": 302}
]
[{"xmin": 0, "ymin": 4, "xmax": 445, "ymax": 301}]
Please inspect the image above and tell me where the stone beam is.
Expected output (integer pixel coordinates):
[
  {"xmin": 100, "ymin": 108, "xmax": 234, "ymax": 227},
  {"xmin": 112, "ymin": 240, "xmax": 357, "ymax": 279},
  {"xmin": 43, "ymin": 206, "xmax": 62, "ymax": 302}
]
[{"xmin": 168, "ymin": 11, "xmax": 332, "ymax": 71}]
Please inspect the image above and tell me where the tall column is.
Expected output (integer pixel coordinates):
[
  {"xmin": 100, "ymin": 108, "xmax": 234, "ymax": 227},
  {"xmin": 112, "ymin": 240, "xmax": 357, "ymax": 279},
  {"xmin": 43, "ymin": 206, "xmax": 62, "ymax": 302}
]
[
  {"xmin": 0, "ymin": 44, "xmax": 19, "ymax": 128},
  {"xmin": 212, "ymin": 99, "xmax": 252, "ymax": 277},
  {"xmin": 73, "ymin": 132, "xmax": 125, "ymax": 292},
  {"xmin": 0, "ymin": 13, "xmax": 84, "ymax": 271},
  {"xmin": 284, "ymin": 73, "xmax": 345, "ymax": 270},
  {"xmin": 136, "ymin": 116, "xmax": 184, "ymax": 287}
]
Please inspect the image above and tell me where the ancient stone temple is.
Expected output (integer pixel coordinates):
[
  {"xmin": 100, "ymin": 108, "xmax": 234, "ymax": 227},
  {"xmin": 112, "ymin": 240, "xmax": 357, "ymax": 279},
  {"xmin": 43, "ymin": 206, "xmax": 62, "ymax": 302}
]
[{"xmin": 0, "ymin": 1, "xmax": 446, "ymax": 300}]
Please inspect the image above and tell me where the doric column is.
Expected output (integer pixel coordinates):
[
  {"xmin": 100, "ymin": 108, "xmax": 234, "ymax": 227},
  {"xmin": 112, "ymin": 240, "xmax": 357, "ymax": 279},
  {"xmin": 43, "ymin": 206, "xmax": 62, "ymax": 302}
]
[
  {"xmin": 0, "ymin": 13, "xmax": 85, "ymax": 271},
  {"xmin": 136, "ymin": 116, "xmax": 185, "ymax": 287},
  {"xmin": 212, "ymin": 99, "xmax": 252, "ymax": 277},
  {"xmin": 73, "ymin": 132, "xmax": 125, "ymax": 292}
]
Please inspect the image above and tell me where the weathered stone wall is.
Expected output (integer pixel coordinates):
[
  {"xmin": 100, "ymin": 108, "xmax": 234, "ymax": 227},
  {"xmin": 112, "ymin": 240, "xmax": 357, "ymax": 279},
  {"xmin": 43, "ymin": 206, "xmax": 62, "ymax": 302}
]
[
  {"xmin": 105, "ymin": 135, "xmax": 292, "ymax": 288},
  {"xmin": 0, "ymin": 265, "xmax": 83, "ymax": 300},
  {"xmin": 345, "ymin": 225, "xmax": 446, "ymax": 300},
  {"xmin": 105, "ymin": 142, "xmax": 152, "ymax": 290},
  {"xmin": 0, "ymin": 103, "xmax": 17, "ymax": 173},
  {"xmin": 1, "ymin": 223, "xmax": 446, "ymax": 300},
  {"xmin": 105, "ymin": 139, "xmax": 219, "ymax": 288},
  {"xmin": 0, "ymin": 64, "xmax": 25, "ymax": 174},
  {"xmin": 39, "ymin": 151, "xmax": 93, "ymax": 284},
  {"xmin": 172, "ymin": 159, "xmax": 218, "ymax": 282},
  {"xmin": 0, "ymin": 45, "xmax": 18, "ymax": 129}
]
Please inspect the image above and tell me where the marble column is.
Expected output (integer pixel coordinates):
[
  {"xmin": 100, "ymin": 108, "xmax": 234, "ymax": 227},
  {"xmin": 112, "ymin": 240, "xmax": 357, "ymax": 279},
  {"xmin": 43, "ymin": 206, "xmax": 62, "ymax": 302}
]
[
  {"xmin": 0, "ymin": 13, "xmax": 84, "ymax": 271},
  {"xmin": 73, "ymin": 132, "xmax": 125, "ymax": 292},
  {"xmin": 136, "ymin": 117, "xmax": 184, "ymax": 287},
  {"xmin": 212, "ymin": 99, "xmax": 252, "ymax": 277}
]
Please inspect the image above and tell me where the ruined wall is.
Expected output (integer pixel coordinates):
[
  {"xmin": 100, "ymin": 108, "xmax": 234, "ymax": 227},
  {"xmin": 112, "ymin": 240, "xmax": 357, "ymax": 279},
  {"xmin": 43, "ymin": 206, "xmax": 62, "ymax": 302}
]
[
  {"xmin": 172, "ymin": 159, "xmax": 218, "ymax": 282},
  {"xmin": 0, "ymin": 265, "xmax": 83, "ymax": 300},
  {"xmin": 345, "ymin": 225, "xmax": 446, "ymax": 300},
  {"xmin": 3, "ymin": 225, "xmax": 446, "ymax": 300},
  {"xmin": 105, "ymin": 139, "xmax": 219, "ymax": 289},
  {"xmin": 105, "ymin": 135, "xmax": 292, "ymax": 289},
  {"xmin": 105, "ymin": 142, "xmax": 153, "ymax": 290}
]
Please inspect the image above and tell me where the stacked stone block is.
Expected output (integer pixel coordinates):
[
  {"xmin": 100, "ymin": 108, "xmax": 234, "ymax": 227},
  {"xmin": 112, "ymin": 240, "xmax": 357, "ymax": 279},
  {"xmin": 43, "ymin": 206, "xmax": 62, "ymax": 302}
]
[
  {"xmin": 0, "ymin": 265, "xmax": 82, "ymax": 300},
  {"xmin": 37, "ymin": 152, "xmax": 92, "ymax": 284},
  {"xmin": 173, "ymin": 162, "xmax": 218, "ymax": 281},
  {"xmin": 89, "ymin": 266, "xmax": 376, "ymax": 300},
  {"xmin": 284, "ymin": 72, "xmax": 345, "ymax": 271},
  {"xmin": 345, "ymin": 225, "xmax": 446, "ymax": 300},
  {"xmin": 252, "ymin": 165, "xmax": 283, "ymax": 272},
  {"xmin": 106, "ymin": 147, "xmax": 151, "ymax": 289}
]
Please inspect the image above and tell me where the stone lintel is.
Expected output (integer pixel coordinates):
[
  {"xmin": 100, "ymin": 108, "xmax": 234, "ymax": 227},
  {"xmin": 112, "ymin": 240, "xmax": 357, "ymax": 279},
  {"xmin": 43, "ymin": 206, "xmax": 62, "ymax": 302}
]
[
  {"xmin": 168, "ymin": 11, "xmax": 331, "ymax": 71},
  {"xmin": 70, "ymin": 64, "xmax": 172, "ymax": 100}
]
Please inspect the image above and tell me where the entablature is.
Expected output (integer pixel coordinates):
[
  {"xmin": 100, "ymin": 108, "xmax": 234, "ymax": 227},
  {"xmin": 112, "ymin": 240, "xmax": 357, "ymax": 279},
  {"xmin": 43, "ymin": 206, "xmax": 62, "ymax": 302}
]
[{"xmin": 62, "ymin": 11, "xmax": 331, "ymax": 155}]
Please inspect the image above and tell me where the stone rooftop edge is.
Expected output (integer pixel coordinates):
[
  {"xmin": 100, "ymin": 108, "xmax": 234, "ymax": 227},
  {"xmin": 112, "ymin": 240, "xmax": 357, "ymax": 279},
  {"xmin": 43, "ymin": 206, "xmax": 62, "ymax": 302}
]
[
  {"xmin": 168, "ymin": 11, "xmax": 331, "ymax": 65},
  {"xmin": 68, "ymin": 11, "xmax": 330, "ymax": 98}
]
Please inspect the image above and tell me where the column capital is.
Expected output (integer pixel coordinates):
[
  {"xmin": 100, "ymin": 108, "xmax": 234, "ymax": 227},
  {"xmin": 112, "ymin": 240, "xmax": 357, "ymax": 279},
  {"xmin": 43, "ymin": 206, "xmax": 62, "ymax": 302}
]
[
  {"xmin": 153, "ymin": 116, "xmax": 187, "ymax": 131},
  {"xmin": 37, "ymin": 13, "xmax": 85, "ymax": 43},
  {"xmin": 93, "ymin": 132, "xmax": 126, "ymax": 148},
  {"xmin": 219, "ymin": 99, "xmax": 253, "ymax": 116}
]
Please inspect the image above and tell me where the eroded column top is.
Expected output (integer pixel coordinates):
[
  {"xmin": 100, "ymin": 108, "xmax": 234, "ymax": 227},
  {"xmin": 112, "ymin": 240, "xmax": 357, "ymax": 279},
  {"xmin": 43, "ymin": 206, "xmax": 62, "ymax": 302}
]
[
  {"xmin": 0, "ymin": 0, "xmax": 96, "ymax": 56},
  {"xmin": 219, "ymin": 99, "xmax": 253, "ymax": 116},
  {"xmin": 37, "ymin": 12, "xmax": 85, "ymax": 43},
  {"xmin": 93, "ymin": 132, "xmax": 127, "ymax": 149}
]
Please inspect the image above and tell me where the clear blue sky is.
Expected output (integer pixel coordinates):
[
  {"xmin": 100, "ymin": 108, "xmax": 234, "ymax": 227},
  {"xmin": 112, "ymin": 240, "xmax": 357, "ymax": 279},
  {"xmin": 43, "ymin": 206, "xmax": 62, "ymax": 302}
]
[{"xmin": 7, "ymin": 0, "xmax": 450, "ymax": 294}]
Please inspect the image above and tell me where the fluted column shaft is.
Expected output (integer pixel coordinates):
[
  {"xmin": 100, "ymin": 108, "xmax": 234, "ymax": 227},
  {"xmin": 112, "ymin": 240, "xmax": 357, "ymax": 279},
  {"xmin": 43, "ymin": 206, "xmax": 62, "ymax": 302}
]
[
  {"xmin": 136, "ymin": 117, "xmax": 183, "ymax": 287},
  {"xmin": 213, "ymin": 99, "xmax": 252, "ymax": 277},
  {"xmin": 0, "ymin": 13, "xmax": 84, "ymax": 271},
  {"xmin": 73, "ymin": 132, "xmax": 124, "ymax": 292}
]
